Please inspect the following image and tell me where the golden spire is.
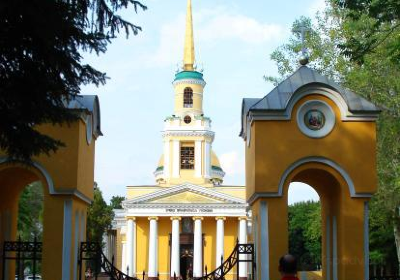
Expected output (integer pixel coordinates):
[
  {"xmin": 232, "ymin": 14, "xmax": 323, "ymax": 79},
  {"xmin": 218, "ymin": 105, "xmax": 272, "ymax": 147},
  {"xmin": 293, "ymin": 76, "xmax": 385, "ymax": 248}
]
[{"xmin": 183, "ymin": 0, "xmax": 195, "ymax": 71}]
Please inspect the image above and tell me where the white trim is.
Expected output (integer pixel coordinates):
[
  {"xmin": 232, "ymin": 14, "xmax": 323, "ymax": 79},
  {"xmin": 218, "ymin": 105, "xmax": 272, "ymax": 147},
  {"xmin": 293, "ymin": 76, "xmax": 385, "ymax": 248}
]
[
  {"xmin": 172, "ymin": 140, "xmax": 180, "ymax": 178},
  {"xmin": 216, "ymin": 218, "xmax": 224, "ymax": 266},
  {"xmin": 247, "ymin": 156, "xmax": 373, "ymax": 205},
  {"xmin": 62, "ymin": 199, "xmax": 73, "ymax": 280},
  {"xmin": 0, "ymin": 157, "xmax": 92, "ymax": 204},
  {"xmin": 122, "ymin": 242, "xmax": 127, "ymax": 274},
  {"xmin": 332, "ymin": 216, "xmax": 338, "ymax": 280},
  {"xmin": 164, "ymin": 140, "xmax": 170, "ymax": 178},
  {"xmin": 364, "ymin": 201, "xmax": 369, "ymax": 280},
  {"xmin": 195, "ymin": 140, "xmax": 202, "ymax": 177},
  {"xmin": 173, "ymin": 78, "xmax": 206, "ymax": 87},
  {"xmin": 260, "ymin": 201, "xmax": 269, "ymax": 280},
  {"xmin": 148, "ymin": 218, "xmax": 158, "ymax": 277},
  {"xmin": 253, "ymin": 215, "xmax": 259, "ymax": 280},
  {"xmin": 73, "ymin": 210, "xmax": 79, "ymax": 280},
  {"xmin": 326, "ymin": 215, "xmax": 331, "ymax": 280},
  {"xmin": 204, "ymin": 142, "xmax": 211, "ymax": 178},
  {"xmin": 162, "ymin": 130, "xmax": 215, "ymax": 141},
  {"xmin": 193, "ymin": 218, "xmax": 203, "ymax": 277},
  {"xmin": 127, "ymin": 219, "xmax": 134, "ymax": 276},
  {"xmin": 170, "ymin": 218, "xmax": 180, "ymax": 277}
]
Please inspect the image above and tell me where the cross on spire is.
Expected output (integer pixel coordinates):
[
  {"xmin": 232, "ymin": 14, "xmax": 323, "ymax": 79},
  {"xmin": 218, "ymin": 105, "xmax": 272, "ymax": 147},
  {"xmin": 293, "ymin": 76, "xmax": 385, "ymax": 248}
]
[{"xmin": 293, "ymin": 23, "xmax": 311, "ymax": 65}]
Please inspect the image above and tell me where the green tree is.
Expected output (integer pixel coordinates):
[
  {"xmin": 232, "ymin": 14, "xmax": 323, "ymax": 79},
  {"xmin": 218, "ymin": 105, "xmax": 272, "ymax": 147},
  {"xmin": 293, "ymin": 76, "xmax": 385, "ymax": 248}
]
[
  {"xmin": 86, "ymin": 185, "xmax": 113, "ymax": 242},
  {"xmin": 288, "ymin": 201, "xmax": 322, "ymax": 271},
  {"xmin": 0, "ymin": 0, "xmax": 146, "ymax": 162},
  {"xmin": 266, "ymin": 1, "xmax": 400, "ymax": 272},
  {"xmin": 337, "ymin": 0, "xmax": 400, "ymax": 64},
  {"xmin": 17, "ymin": 181, "xmax": 44, "ymax": 241},
  {"xmin": 109, "ymin": 195, "xmax": 125, "ymax": 209}
]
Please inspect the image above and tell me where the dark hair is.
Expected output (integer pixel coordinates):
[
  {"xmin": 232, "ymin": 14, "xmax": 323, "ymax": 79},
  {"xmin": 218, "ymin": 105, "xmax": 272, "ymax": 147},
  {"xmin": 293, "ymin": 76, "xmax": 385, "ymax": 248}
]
[{"xmin": 279, "ymin": 254, "xmax": 297, "ymax": 274}]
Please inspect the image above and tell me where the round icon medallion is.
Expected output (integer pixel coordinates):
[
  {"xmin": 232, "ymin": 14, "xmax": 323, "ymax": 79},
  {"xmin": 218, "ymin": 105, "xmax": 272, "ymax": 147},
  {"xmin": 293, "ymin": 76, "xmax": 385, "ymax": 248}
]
[{"xmin": 304, "ymin": 109, "xmax": 325, "ymax": 131}]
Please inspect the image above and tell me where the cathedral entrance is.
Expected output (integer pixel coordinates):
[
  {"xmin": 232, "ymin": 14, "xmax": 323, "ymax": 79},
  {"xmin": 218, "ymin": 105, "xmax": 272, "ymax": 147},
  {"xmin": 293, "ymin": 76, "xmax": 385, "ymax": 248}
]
[
  {"xmin": 179, "ymin": 232, "xmax": 194, "ymax": 280},
  {"xmin": 180, "ymin": 245, "xmax": 193, "ymax": 280}
]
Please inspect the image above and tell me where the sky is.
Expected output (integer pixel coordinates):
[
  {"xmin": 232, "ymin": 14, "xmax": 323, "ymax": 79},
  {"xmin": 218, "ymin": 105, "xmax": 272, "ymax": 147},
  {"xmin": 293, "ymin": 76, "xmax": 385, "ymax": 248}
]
[{"xmin": 82, "ymin": 0, "xmax": 326, "ymax": 204}]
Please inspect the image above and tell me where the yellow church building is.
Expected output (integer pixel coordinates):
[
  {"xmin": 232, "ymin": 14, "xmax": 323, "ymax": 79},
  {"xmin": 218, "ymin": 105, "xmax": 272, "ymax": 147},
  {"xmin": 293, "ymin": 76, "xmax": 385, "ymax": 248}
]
[{"xmin": 110, "ymin": 1, "xmax": 249, "ymax": 280}]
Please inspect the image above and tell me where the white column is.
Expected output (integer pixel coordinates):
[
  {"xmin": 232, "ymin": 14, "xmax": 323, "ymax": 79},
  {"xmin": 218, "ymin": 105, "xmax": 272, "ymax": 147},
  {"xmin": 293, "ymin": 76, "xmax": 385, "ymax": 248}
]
[
  {"xmin": 172, "ymin": 140, "xmax": 180, "ymax": 178},
  {"xmin": 193, "ymin": 217, "xmax": 203, "ymax": 278},
  {"xmin": 215, "ymin": 217, "xmax": 225, "ymax": 266},
  {"xmin": 164, "ymin": 140, "xmax": 170, "ymax": 178},
  {"xmin": 122, "ymin": 242, "xmax": 127, "ymax": 273},
  {"xmin": 127, "ymin": 217, "xmax": 136, "ymax": 276},
  {"xmin": 148, "ymin": 217, "xmax": 159, "ymax": 279},
  {"xmin": 204, "ymin": 141, "xmax": 211, "ymax": 178},
  {"xmin": 170, "ymin": 217, "xmax": 181, "ymax": 278},
  {"xmin": 195, "ymin": 140, "xmax": 202, "ymax": 177},
  {"xmin": 238, "ymin": 217, "xmax": 248, "ymax": 279}
]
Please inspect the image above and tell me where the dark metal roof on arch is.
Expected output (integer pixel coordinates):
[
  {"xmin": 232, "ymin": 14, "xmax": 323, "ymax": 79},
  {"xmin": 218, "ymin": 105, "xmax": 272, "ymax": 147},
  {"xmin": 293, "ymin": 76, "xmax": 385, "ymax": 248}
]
[{"xmin": 240, "ymin": 66, "xmax": 380, "ymax": 139}]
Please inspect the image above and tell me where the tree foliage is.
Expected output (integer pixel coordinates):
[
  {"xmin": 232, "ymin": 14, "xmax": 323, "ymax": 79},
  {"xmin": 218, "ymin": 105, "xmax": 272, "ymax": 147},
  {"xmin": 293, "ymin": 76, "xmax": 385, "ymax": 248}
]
[
  {"xmin": 0, "ymin": 0, "xmax": 146, "ymax": 162},
  {"xmin": 337, "ymin": 0, "xmax": 400, "ymax": 64},
  {"xmin": 289, "ymin": 201, "xmax": 321, "ymax": 271},
  {"xmin": 86, "ymin": 185, "xmax": 114, "ymax": 242},
  {"xmin": 17, "ymin": 181, "xmax": 44, "ymax": 241},
  {"xmin": 110, "ymin": 195, "xmax": 125, "ymax": 209}
]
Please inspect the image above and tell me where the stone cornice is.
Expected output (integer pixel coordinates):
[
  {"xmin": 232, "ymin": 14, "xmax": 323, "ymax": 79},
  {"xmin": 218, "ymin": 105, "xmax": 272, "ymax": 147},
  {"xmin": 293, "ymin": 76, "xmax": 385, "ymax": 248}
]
[
  {"xmin": 173, "ymin": 78, "xmax": 206, "ymax": 87},
  {"xmin": 124, "ymin": 203, "xmax": 247, "ymax": 210},
  {"xmin": 122, "ymin": 182, "xmax": 246, "ymax": 207},
  {"xmin": 162, "ymin": 130, "xmax": 215, "ymax": 141}
]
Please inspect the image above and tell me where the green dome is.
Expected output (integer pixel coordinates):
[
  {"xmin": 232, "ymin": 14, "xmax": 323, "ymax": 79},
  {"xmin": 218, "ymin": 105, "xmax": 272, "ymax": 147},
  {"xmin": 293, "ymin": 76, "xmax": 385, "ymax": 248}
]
[{"xmin": 174, "ymin": 71, "xmax": 204, "ymax": 81}]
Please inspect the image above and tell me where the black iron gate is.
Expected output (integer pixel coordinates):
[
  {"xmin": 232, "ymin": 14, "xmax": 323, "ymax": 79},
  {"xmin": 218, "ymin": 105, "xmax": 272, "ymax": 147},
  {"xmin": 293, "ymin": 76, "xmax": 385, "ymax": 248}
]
[
  {"xmin": 78, "ymin": 242, "xmax": 139, "ymax": 280},
  {"xmin": 2, "ymin": 238, "xmax": 42, "ymax": 280},
  {"xmin": 200, "ymin": 241, "xmax": 255, "ymax": 280}
]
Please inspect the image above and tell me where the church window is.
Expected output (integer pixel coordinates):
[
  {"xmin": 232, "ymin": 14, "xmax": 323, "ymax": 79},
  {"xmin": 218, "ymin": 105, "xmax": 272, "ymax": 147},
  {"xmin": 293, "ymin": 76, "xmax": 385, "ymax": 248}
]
[
  {"xmin": 180, "ymin": 144, "xmax": 195, "ymax": 169},
  {"xmin": 183, "ymin": 87, "xmax": 193, "ymax": 108},
  {"xmin": 184, "ymin": 115, "xmax": 191, "ymax": 124}
]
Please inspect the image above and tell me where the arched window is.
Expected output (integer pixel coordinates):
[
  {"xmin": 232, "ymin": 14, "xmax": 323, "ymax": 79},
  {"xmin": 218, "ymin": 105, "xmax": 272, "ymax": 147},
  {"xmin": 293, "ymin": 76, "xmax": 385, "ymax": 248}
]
[{"xmin": 183, "ymin": 87, "xmax": 193, "ymax": 108}]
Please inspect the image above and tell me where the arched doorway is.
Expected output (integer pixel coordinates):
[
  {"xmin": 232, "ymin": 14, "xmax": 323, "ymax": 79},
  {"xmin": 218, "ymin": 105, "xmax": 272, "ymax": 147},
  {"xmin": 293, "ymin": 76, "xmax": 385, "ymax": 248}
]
[
  {"xmin": 0, "ymin": 165, "xmax": 48, "ymax": 280},
  {"xmin": 288, "ymin": 182, "xmax": 321, "ymax": 278},
  {"xmin": 282, "ymin": 161, "xmax": 367, "ymax": 280}
]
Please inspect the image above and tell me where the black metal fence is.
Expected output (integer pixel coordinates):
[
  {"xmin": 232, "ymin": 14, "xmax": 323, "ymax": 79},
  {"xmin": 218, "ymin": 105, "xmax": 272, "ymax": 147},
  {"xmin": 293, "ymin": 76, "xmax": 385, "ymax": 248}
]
[
  {"xmin": 370, "ymin": 277, "xmax": 400, "ymax": 280},
  {"xmin": 197, "ymin": 241, "xmax": 255, "ymax": 280},
  {"xmin": 2, "ymin": 238, "xmax": 42, "ymax": 280},
  {"xmin": 79, "ymin": 242, "xmax": 139, "ymax": 280}
]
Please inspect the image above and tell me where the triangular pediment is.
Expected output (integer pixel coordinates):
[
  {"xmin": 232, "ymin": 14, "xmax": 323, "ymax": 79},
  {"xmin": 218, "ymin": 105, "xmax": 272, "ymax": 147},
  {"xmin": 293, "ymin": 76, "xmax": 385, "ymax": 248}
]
[
  {"xmin": 151, "ymin": 191, "xmax": 223, "ymax": 204},
  {"xmin": 123, "ymin": 183, "xmax": 245, "ymax": 207}
]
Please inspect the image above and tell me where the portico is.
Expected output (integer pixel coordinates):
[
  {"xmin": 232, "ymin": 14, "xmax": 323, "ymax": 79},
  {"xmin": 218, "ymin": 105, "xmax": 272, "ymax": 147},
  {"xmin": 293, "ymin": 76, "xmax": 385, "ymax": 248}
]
[{"xmin": 113, "ymin": 183, "xmax": 248, "ymax": 280}]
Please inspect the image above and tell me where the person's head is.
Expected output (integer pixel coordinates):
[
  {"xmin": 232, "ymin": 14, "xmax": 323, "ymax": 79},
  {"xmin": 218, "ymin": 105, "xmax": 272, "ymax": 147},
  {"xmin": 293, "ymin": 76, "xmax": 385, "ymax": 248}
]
[{"xmin": 278, "ymin": 254, "xmax": 297, "ymax": 276}]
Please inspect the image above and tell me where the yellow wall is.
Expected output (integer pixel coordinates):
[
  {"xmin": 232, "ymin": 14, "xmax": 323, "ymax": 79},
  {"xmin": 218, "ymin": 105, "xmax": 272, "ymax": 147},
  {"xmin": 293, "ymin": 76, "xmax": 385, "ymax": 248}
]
[
  {"xmin": 246, "ymin": 94, "xmax": 377, "ymax": 200},
  {"xmin": 173, "ymin": 83, "xmax": 204, "ymax": 114},
  {"xmin": 246, "ymin": 93, "xmax": 376, "ymax": 280},
  {"xmin": 0, "ymin": 115, "xmax": 97, "ymax": 280}
]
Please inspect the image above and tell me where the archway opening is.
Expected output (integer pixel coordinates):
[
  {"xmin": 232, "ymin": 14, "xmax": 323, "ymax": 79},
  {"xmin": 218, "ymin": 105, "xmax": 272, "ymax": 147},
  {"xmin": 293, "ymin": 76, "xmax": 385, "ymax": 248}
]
[
  {"xmin": 0, "ymin": 166, "xmax": 46, "ymax": 280},
  {"xmin": 16, "ymin": 181, "xmax": 44, "ymax": 278},
  {"xmin": 288, "ymin": 182, "xmax": 322, "ymax": 277}
]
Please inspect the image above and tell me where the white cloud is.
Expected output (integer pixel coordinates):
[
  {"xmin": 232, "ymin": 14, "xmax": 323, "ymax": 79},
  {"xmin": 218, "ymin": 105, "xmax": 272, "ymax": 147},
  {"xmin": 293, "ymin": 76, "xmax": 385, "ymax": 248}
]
[
  {"xmin": 145, "ymin": 6, "xmax": 285, "ymax": 68},
  {"xmin": 219, "ymin": 151, "xmax": 244, "ymax": 177}
]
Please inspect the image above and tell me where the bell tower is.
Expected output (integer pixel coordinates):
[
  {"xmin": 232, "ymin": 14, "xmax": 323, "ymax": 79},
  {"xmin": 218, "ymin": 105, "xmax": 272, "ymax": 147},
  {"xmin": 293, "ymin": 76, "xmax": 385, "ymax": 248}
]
[{"xmin": 154, "ymin": 0, "xmax": 225, "ymax": 187}]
